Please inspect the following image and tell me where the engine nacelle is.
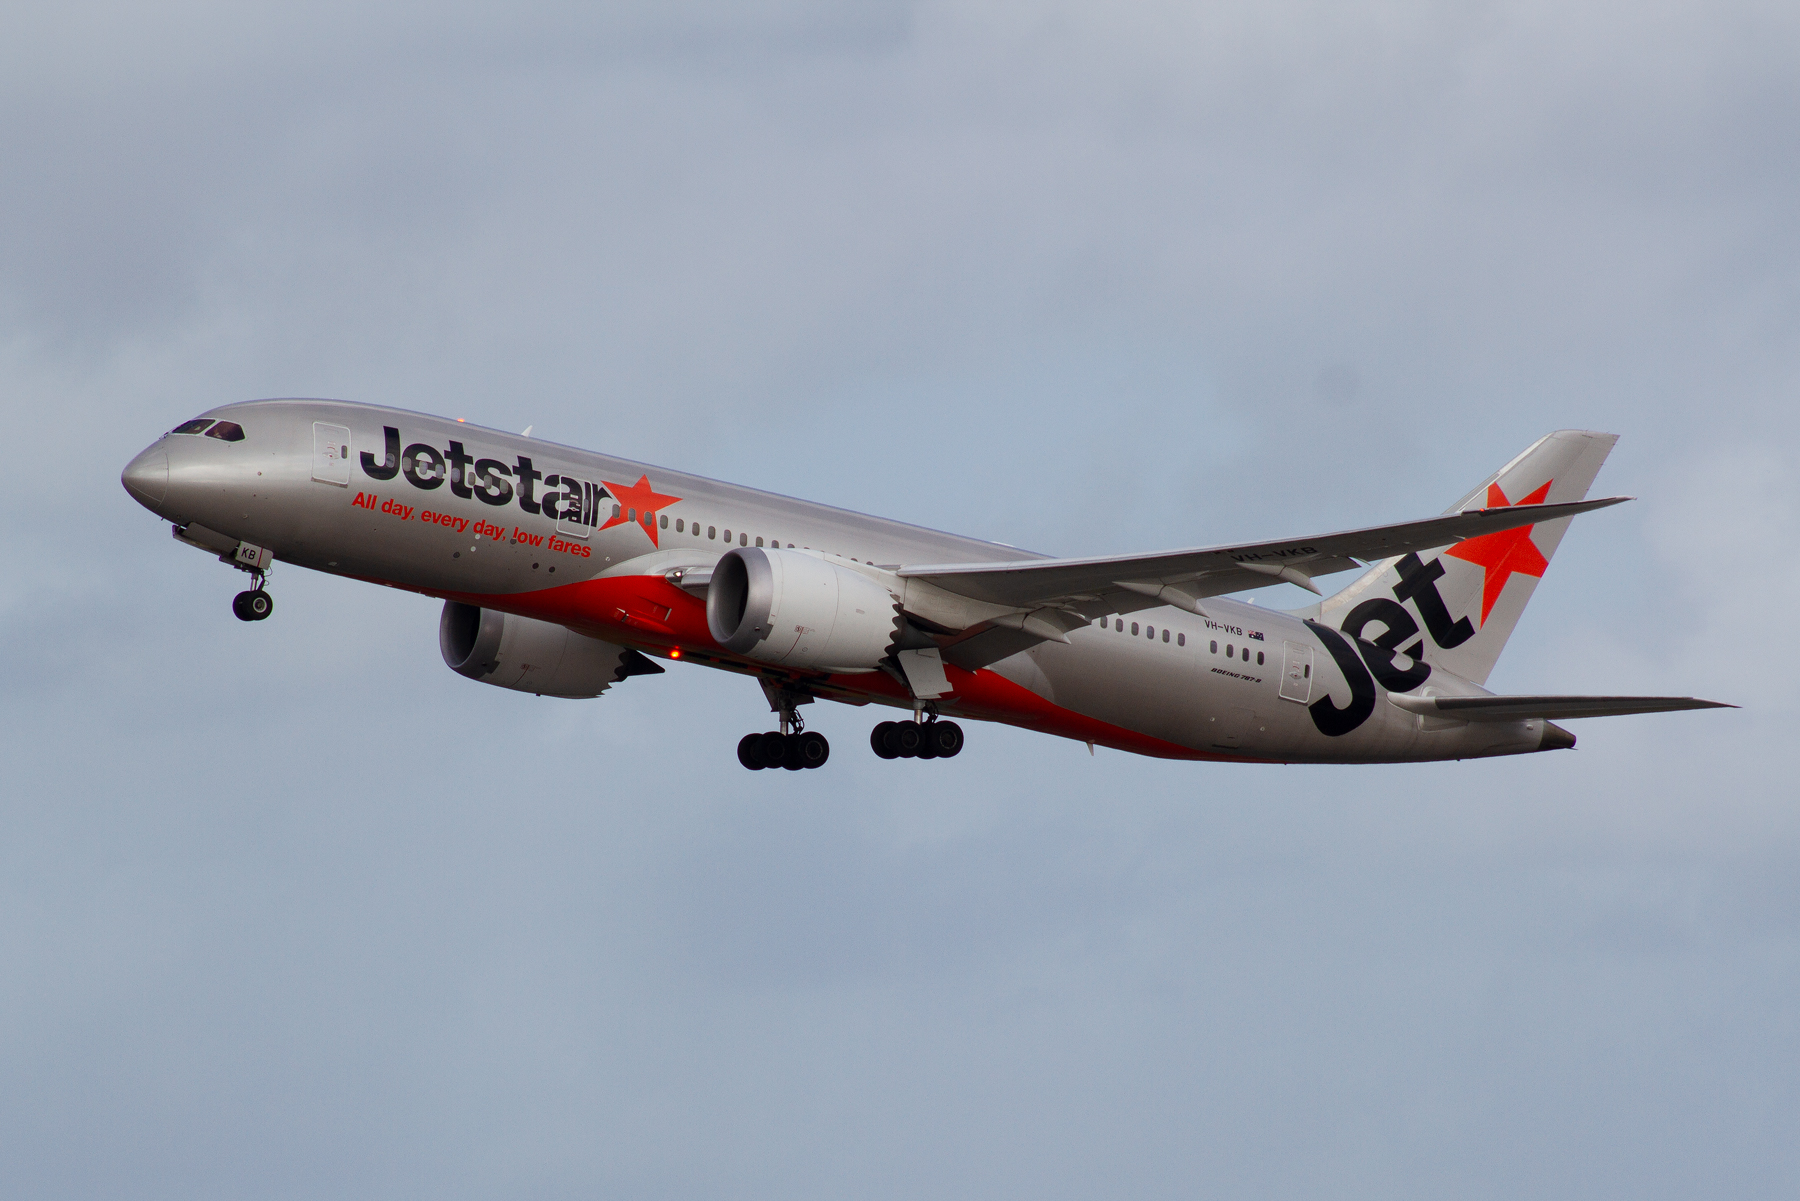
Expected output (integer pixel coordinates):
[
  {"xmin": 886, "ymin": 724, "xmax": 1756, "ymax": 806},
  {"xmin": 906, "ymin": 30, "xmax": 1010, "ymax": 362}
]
[
  {"xmin": 439, "ymin": 602, "xmax": 653, "ymax": 698},
  {"xmin": 706, "ymin": 547, "xmax": 902, "ymax": 672}
]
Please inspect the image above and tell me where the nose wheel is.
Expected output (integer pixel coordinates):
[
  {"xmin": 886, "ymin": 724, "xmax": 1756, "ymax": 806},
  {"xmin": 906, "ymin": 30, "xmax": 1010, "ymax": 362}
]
[
  {"xmin": 232, "ymin": 588, "xmax": 274, "ymax": 621},
  {"xmin": 870, "ymin": 719, "xmax": 963, "ymax": 760}
]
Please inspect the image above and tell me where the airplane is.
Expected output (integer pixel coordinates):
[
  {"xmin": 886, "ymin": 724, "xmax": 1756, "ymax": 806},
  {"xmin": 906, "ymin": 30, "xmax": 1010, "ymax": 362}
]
[{"xmin": 120, "ymin": 400, "xmax": 1729, "ymax": 770}]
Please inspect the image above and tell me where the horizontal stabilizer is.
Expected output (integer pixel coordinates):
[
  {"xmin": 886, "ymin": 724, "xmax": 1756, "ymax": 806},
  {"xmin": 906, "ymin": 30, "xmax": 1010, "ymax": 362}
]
[{"xmin": 1387, "ymin": 694, "xmax": 1735, "ymax": 722}]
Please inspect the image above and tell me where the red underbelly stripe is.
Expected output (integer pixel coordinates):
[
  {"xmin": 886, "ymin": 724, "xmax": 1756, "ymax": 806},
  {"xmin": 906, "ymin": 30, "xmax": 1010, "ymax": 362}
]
[{"xmin": 385, "ymin": 573, "xmax": 1231, "ymax": 761}]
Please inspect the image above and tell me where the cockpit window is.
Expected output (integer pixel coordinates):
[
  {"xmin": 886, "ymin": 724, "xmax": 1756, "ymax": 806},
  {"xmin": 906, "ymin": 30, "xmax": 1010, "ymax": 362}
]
[
  {"xmin": 172, "ymin": 419, "xmax": 214, "ymax": 435},
  {"xmin": 205, "ymin": 421, "xmax": 246, "ymax": 442}
]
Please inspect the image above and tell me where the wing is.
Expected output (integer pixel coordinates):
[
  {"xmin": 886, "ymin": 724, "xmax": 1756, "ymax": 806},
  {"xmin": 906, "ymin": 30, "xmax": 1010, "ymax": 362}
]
[
  {"xmin": 902, "ymin": 495, "xmax": 1630, "ymax": 671},
  {"xmin": 1388, "ymin": 695, "xmax": 1736, "ymax": 722},
  {"xmin": 901, "ymin": 496, "xmax": 1628, "ymax": 609}
]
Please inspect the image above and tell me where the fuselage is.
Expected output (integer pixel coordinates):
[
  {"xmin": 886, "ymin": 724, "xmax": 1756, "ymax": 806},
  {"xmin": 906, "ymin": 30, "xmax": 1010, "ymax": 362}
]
[{"xmin": 121, "ymin": 399, "xmax": 1559, "ymax": 764}]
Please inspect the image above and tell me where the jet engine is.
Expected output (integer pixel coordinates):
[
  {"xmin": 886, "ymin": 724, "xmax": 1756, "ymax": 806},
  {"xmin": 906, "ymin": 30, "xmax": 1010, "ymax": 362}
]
[
  {"xmin": 706, "ymin": 547, "xmax": 902, "ymax": 672},
  {"xmin": 439, "ymin": 601, "xmax": 661, "ymax": 698}
]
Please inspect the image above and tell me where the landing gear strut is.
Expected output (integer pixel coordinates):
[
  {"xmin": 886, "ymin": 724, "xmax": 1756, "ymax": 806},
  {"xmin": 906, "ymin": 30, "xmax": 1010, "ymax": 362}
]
[
  {"xmin": 871, "ymin": 715, "xmax": 964, "ymax": 760},
  {"xmin": 739, "ymin": 681, "xmax": 830, "ymax": 770}
]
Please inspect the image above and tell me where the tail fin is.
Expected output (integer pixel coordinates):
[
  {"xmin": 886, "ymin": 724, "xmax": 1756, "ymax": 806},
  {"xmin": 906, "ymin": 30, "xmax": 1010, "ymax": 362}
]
[{"xmin": 1316, "ymin": 430, "xmax": 1619, "ymax": 685}]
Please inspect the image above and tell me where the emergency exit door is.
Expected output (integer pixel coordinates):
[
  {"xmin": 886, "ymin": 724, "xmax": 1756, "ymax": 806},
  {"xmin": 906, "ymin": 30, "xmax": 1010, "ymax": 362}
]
[
  {"xmin": 1279, "ymin": 641, "xmax": 1314, "ymax": 703},
  {"xmin": 313, "ymin": 422, "xmax": 352, "ymax": 486}
]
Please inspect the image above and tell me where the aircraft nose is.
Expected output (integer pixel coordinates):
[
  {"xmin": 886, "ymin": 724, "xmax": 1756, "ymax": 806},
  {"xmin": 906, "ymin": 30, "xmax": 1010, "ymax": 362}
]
[{"xmin": 121, "ymin": 444, "xmax": 169, "ymax": 511}]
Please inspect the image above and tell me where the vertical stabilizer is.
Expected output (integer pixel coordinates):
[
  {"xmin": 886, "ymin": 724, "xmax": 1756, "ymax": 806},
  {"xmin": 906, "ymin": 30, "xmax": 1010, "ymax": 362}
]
[{"xmin": 1316, "ymin": 430, "xmax": 1619, "ymax": 686}]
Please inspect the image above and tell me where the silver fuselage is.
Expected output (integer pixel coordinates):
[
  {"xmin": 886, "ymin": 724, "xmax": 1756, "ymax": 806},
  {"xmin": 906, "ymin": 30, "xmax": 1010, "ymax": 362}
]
[{"xmin": 122, "ymin": 399, "xmax": 1555, "ymax": 763}]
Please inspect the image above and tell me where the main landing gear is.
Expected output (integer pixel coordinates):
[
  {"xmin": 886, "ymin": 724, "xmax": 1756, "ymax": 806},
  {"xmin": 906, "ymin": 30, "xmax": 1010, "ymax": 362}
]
[
  {"xmin": 871, "ymin": 718, "xmax": 964, "ymax": 760},
  {"xmin": 738, "ymin": 729, "xmax": 831, "ymax": 771},
  {"xmin": 734, "ymin": 684, "xmax": 967, "ymax": 769},
  {"xmin": 740, "ymin": 682, "xmax": 830, "ymax": 770}
]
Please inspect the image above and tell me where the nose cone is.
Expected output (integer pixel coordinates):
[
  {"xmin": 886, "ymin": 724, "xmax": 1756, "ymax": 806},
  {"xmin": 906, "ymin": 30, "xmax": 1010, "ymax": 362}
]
[{"xmin": 121, "ymin": 445, "xmax": 169, "ymax": 511}]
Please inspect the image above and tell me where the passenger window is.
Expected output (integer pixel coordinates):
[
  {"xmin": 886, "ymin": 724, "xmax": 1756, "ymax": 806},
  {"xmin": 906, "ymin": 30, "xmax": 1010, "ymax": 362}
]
[
  {"xmin": 1177, "ymin": 633, "xmax": 1185, "ymax": 646},
  {"xmin": 708, "ymin": 526, "xmax": 717, "ymax": 540},
  {"xmin": 1227, "ymin": 644, "xmax": 1234, "ymax": 658},
  {"xmin": 739, "ymin": 533, "xmax": 747, "ymax": 546},
  {"xmin": 1131, "ymin": 623, "xmax": 1139, "ymax": 636},
  {"xmin": 676, "ymin": 518, "xmax": 684, "ymax": 532},
  {"xmin": 172, "ymin": 419, "xmax": 213, "ymax": 435},
  {"xmin": 723, "ymin": 529, "xmax": 731, "ymax": 541},
  {"xmin": 1210, "ymin": 640, "xmax": 1218, "ymax": 654},
  {"xmin": 1115, "ymin": 619, "xmax": 1123, "ymax": 632},
  {"xmin": 1162, "ymin": 629, "xmax": 1170, "ymax": 643},
  {"xmin": 661, "ymin": 515, "xmax": 669, "ymax": 529},
  {"xmin": 1146, "ymin": 625, "xmax": 1154, "ymax": 638},
  {"xmin": 204, "ymin": 421, "xmax": 245, "ymax": 442},
  {"xmin": 1256, "ymin": 651, "xmax": 1264, "ymax": 665},
  {"xmin": 629, "ymin": 508, "xmax": 637, "ymax": 522},
  {"xmin": 755, "ymin": 537, "xmax": 764, "ymax": 547},
  {"xmin": 613, "ymin": 504, "xmax": 622, "ymax": 518}
]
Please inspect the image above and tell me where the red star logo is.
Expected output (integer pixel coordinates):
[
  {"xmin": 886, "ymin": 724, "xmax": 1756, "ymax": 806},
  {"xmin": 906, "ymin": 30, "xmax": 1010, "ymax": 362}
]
[
  {"xmin": 600, "ymin": 474, "xmax": 682, "ymax": 547},
  {"xmin": 1444, "ymin": 479, "xmax": 1553, "ymax": 625}
]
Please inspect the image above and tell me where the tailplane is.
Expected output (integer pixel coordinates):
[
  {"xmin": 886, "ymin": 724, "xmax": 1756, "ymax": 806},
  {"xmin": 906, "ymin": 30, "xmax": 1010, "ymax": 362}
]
[{"xmin": 1316, "ymin": 430, "xmax": 1619, "ymax": 686}]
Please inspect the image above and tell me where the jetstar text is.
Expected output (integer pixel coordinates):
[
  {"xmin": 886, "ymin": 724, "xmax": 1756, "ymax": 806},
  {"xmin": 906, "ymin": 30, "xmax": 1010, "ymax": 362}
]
[{"xmin": 357, "ymin": 425, "xmax": 608, "ymax": 529}]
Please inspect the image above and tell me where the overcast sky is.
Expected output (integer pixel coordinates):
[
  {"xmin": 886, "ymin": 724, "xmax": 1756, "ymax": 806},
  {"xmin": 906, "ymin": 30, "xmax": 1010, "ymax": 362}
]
[{"xmin": 4, "ymin": 2, "xmax": 1797, "ymax": 1197}]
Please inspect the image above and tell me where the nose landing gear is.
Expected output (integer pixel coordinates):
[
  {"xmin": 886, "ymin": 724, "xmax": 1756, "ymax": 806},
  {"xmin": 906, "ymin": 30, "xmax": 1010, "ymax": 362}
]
[
  {"xmin": 231, "ymin": 560, "xmax": 274, "ymax": 622},
  {"xmin": 232, "ymin": 588, "xmax": 274, "ymax": 622}
]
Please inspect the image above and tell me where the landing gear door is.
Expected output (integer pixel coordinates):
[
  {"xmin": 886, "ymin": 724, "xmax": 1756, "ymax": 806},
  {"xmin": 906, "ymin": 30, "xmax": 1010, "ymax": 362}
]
[
  {"xmin": 312, "ymin": 423, "xmax": 352, "ymax": 486},
  {"xmin": 1279, "ymin": 641, "xmax": 1313, "ymax": 704}
]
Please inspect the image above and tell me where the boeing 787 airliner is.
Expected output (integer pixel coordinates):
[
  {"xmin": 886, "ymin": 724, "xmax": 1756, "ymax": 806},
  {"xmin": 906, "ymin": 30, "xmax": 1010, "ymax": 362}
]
[{"xmin": 121, "ymin": 401, "xmax": 1728, "ymax": 769}]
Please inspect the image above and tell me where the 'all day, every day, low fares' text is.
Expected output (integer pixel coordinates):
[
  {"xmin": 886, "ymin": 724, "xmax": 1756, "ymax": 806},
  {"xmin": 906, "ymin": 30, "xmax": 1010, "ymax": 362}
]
[{"xmin": 350, "ymin": 491, "xmax": 593, "ymax": 557}]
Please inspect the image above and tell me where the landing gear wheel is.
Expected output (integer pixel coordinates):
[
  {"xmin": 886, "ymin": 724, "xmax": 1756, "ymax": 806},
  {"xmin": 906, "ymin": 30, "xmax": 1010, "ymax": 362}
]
[
  {"xmin": 915, "ymin": 725, "xmax": 940, "ymax": 759},
  {"xmin": 871, "ymin": 718, "xmax": 964, "ymax": 761},
  {"xmin": 797, "ymin": 731, "xmax": 830, "ymax": 769},
  {"xmin": 758, "ymin": 731, "xmax": 791, "ymax": 770},
  {"xmin": 232, "ymin": 590, "xmax": 273, "ymax": 622},
  {"xmin": 927, "ymin": 720, "xmax": 964, "ymax": 758},
  {"xmin": 741, "ymin": 729, "xmax": 829, "ymax": 771}
]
